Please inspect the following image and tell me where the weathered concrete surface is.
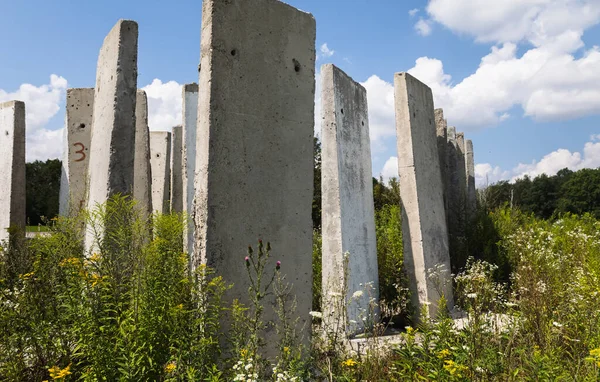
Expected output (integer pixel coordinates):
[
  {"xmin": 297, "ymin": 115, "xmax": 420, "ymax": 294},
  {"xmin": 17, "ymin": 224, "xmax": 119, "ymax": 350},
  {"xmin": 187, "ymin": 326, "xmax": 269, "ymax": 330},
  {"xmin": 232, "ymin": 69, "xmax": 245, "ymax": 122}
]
[
  {"xmin": 182, "ymin": 84, "xmax": 198, "ymax": 258},
  {"xmin": 170, "ymin": 125, "xmax": 183, "ymax": 213},
  {"xmin": 133, "ymin": 90, "xmax": 153, "ymax": 217},
  {"xmin": 465, "ymin": 139, "xmax": 476, "ymax": 219},
  {"xmin": 456, "ymin": 132, "xmax": 467, "ymax": 215},
  {"xmin": 0, "ymin": 101, "xmax": 26, "ymax": 243},
  {"xmin": 321, "ymin": 64, "xmax": 379, "ymax": 334},
  {"xmin": 393, "ymin": 72, "xmax": 453, "ymax": 320},
  {"xmin": 59, "ymin": 88, "xmax": 94, "ymax": 217},
  {"xmin": 150, "ymin": 131, "xmax": 171, "ymax": 214},
  {"xmin": 434, "ymin": 108, "xmax": 448, "ymax": 225},
  {"xmin": 446, "ymin": 126, "xmax": 465, "ymax": 270},
  {"xmin": 85, "ymin": 20, "xmax": 138, "ymax": 252},
  {"xmin": 194, "ymin": 0, "xmax": 316, "ymax": 355}
]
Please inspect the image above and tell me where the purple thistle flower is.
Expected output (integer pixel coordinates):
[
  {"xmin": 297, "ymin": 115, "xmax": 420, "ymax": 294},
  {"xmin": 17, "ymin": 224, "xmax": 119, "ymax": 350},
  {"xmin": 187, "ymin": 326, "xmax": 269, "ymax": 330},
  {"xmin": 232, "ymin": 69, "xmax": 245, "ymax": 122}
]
[
  {"xmin": 276, "ymin": 260, "xmax": 281, "ymax": 270},
  {"xmin": 245, "ymin": 256, "xmax": 250, "ymax": 266}
]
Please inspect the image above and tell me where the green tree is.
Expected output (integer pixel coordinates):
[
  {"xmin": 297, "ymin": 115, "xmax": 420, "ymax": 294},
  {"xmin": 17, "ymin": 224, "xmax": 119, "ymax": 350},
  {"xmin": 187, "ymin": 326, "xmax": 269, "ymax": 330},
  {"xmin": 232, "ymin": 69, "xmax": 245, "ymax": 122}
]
[{"xmin": 26, "ymin": 159, "xmax": 62, "ymax": 225}]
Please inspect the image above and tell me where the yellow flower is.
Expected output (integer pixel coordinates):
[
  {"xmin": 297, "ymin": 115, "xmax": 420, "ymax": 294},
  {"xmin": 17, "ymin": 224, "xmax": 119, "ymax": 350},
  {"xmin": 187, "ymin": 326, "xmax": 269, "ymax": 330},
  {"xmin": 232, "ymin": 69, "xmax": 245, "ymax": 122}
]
[
  {"xmin": 20, "ymin": 272, "xmax": 35, "ymax": 280},
  {"xmin": 342, "ymin": 358, "xmax": 358, "ymax": 367},
  {"xmin": 443, "ymin": 360, "xmax": 467, "ymax": 377},
  {"xmin": 165, "ymin": 362, "xmax": 176, "ymax": 373},
  {"xmin": 59, "ymin": 257, "xmax": 81, "ymax": 267},
  {"xmin": 437, "ymin": 349, "xmax": 451, "ymax": 359},
  {"xmin": 587, "ymin": 348, "xmax": 600, "ymax": 367},
  {"xmin": 283, "ymin": 346, "xmax": 290, "ymax": 353},
  {"xmin": 176, "ymin": 303, "xmax": 184, "ymax": 310},
  {"xmin": 405, "ymin": 326, "xmax": 415, "ymax": 335},
  {"xmin": 89, "ymin": 253, "xmax": 101, "ymax": 262},
  {"xmin": 48, "ymin": 363, "xmax": 71, "ymax": 379},
  {"xmin": 240, "ymin": 348, "xmax": 248, "ymax": 358}
]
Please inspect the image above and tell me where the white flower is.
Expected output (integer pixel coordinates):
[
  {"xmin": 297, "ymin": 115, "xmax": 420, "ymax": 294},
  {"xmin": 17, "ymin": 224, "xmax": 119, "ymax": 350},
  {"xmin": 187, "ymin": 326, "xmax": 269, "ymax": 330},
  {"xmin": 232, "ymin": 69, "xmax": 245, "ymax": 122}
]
[
  {"xmin": 352, "ymin": 290, "xmax": 364, "ymax": 299},
  {"xmin": 467, "ymin": 293, "xmax": 477, "ymax": 299},
  {"xmin": 309, "ymin": 311, "xmax": 323, "ymax": 319},
  {"xmin": 552, "ymin": 321, "xmax": 563, "ymax": 328}
]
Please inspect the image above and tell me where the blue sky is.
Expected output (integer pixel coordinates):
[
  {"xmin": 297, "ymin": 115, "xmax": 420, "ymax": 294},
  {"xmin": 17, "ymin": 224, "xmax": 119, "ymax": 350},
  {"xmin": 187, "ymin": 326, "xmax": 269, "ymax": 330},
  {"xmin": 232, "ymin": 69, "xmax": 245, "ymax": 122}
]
[{"xmin": 1, "ymin": 0, "xmax": 599, "ymax": 187}]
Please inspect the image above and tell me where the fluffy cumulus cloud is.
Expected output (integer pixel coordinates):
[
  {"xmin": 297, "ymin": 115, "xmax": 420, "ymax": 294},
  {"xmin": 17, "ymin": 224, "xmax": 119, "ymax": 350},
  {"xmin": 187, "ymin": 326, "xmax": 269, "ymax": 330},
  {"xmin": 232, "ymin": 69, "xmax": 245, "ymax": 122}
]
[
  {"xmin": 475, "ymin": 139, "xmax": 600, "ymax": 187},
  {"xmin": 0, "ymin": 75, "xmax": 68, "ymax": 161},
  {"xmin": 141, "ymin": 79, "xmax": 183, "ymax": 132},
  {"xmin": 399, "ymin": 0, "xmax": 600, "ymax": 128},
  {"xmin": 380, "ymin": 156, "xmax": 399, "ymax": 181},
  {"xmin": 360, "ymin": 75, "xmax": 396, "ymax": 147}
]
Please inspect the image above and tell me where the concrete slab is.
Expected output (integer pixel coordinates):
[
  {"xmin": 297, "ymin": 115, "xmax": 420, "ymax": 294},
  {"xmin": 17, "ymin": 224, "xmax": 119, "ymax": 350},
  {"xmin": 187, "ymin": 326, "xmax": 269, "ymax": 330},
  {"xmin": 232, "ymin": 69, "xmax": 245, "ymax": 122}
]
[
  {"xmin": 59, "ymin": 88, "xmax": 93, "ymax": 217},
  {"xmin": 182, "ymin": 84, "xmax": 198, "ymax": 259},
  {"xmin": 85, "ymin": 19, "xmax": 138, "ymax": 252},
  {"xmin": 434, "ymin": 108, "xmax": 448, "ymax": 227},
  {"xmin": 465, "ymin": 139, "xmax": 476, "ymax": 220},
  {"xmin": 0, "ymin": 101, "xmax": 26, "ymax": 242},
  {"xmin": 393, "ymin": 72, "xmax": 453, "ymax": 321},
  {"xmin": 133, "ymin": 90, "xmax": 152, "ymax": 217},
  {"xmin": 170, "ymin": 125, "xmax": 183, "ymax": 213},
  {"xmin": 194, "ymin": 0, "xmax": 316, "ymax": 355},
  {"xmin": 321, "ymin": 63, "xmax": 378, "ymax": 334},
  {"xmin": 150, "ymin": 131, "xmax": 171, "ymax": 214}
]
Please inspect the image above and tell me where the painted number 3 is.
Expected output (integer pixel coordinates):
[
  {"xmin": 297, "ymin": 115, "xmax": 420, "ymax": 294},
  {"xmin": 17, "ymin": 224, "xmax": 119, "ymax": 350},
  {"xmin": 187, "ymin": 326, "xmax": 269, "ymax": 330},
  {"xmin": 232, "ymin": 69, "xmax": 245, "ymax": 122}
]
[{"xmin": 74, "ymin": 142, "xmax": 86, "ymax": 162}]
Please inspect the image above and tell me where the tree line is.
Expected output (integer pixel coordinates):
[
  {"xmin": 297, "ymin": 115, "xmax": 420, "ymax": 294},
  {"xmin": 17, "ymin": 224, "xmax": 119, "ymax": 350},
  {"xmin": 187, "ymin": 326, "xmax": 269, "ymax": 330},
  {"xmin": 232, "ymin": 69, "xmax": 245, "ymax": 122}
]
[{"xmin": 480, "ymin": 167, "xmax": 600, "ymax": 219}]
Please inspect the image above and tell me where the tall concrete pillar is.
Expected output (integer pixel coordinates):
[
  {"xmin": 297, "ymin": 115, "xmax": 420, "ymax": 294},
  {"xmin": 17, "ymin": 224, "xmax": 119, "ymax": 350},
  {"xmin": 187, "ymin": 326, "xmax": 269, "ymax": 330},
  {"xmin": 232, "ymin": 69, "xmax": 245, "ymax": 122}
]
[
  {"xmin": 393, "ymin": 72, "xmax": 453, "ymax": 320},
  {"xmin": 434, "ymin": 108, "xmax": 448, "ymax": 224},
  {"xmin": 150, "ymin": 132, "xmax": 171, "ymax": 215},
  {"xmin": 465, "ymin": 139, "xmax": 476, "ymax": 219},
  {"xmin": 456, "ymin": 132, "xmax": 467, "ymax": 215},
  {"xmin": 133, "ymin": 90, "xmax": 152, "ymax": 217},
  {"xmin": 84, "ymin": 19, "xmax": 138, "ymax": 252},
  {"xmin": 0, "ymin": 101, "xmax": 26, "ymax": 243},
  {"xmin": 194, "ymin": 0, "xmax": 315, "ymax": 355},
  {"xmin": 170, "ymin": 125, "xmax": 183, "ymax": 213},
  {"xmin": 59, "ymin": 88, "xmax": 93, "ymax": 217},
  {"xmin": 321, "ymin": 64, "xmax": 378, "ymax": 334},
  {"xmin": 182, "ymin": 84, "xmax": 198, "ymax": 259}
]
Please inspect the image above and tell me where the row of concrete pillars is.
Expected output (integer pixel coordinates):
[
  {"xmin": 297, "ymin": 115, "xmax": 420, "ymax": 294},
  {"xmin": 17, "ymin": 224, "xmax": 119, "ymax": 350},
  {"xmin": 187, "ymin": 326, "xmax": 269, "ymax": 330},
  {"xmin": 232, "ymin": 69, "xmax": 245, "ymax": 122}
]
[{"xmin": 0, "ymin": 0, "xmax": 476, "ymax": 354}]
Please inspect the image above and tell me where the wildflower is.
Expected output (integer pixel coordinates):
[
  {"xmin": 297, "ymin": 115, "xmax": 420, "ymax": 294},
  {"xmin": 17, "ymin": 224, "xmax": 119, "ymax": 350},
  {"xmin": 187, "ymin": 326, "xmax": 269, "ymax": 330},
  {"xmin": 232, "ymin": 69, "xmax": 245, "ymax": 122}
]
[
  {"xmin": 405, "ymin": 326, "xmax": 415, "ymax": 335},
  {"xmin": 552, "ymin": 321, "xmax": 563, "ymax": 328},
  {"xmin": 437, "ymin": 349, "xmax": 451, "ymax": 359},
  {"xmin": 165, "ymin": 362, "xmax": 176, "ymax": 373},
  {"xmin": 245, "ymin": 256, "xmax": 250, "ymax": 266},
  {"xmin": 467, "ymin": 293, "xmax": 477, "ymax": 299},
  {"xmin": 352, "ymin": 290, "xmax": 364, "ymax": 299},
  {"xmin": 19, "ymin": 272, "xmax": 34, "ymax": 280},
  {"xmin": 240, "ymin": 348, "xmax": 248, "ymax": 357},
  {"xmin": 342, "ymin": 358, "xmax": 357, "ymax": 367},
  {"xmin": 283, "ymin": 346, "xmax": 290, "ymax": 353},
  {"xmin": 276, "ymin": 260, "xmax": 281, "ymax": 270},
  {"xmin": 48, "ymin": 364, "xmax": 71, "ymax": 379},
  {"xmin": 89, "ymin": 252, "xmax": 101, "ymax": 262},
  {"xmin": 309, "ymin": 311, "xmax": 323, "ymax": 319},
  {"xmin": 176, "ymin": 303, "xmax": 183, "ymax": 310}
]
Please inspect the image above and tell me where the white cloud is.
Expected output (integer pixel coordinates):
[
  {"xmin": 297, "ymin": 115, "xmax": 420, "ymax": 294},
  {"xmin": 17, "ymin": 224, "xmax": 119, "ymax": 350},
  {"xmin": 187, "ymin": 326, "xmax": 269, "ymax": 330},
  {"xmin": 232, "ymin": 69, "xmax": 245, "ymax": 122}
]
[
  {"xmin": 0, "ymin": 74, "xmax": 68, "ymax": 161},
  {"xmin": 425, "ymin": 0, "xmax": 600, "ymax": 45},
  {"xmin": 360, "ymin": 75, "xmax": 396, "ymax": 145},
  {"xmin": 319, "ymin": 43, "xmax": 335, "ymax": 58},
  {"xmin": 380, "ymin": 156, "xmax": 399, "ymax": 181},
  {"xmin": 141, "ymin": 79, "xmax": 183, "ymax": 132},
  {"xmin": 399, "ymin": 1, "xmax": 600, "ymax": 128},
  {"xmin": 415, "ymin": 18, "xmax": 433, "ymax": 36},
  {"xmin": 590, "ymin": 134, "xmax": 600, "ymax": 142},
  {"xmin": 409, "ymin": 8, "xmax": 419, "ymax": 17},
  {"xmin": 477, "ymin": 139, "xmax": 600, "ymax": 187}
]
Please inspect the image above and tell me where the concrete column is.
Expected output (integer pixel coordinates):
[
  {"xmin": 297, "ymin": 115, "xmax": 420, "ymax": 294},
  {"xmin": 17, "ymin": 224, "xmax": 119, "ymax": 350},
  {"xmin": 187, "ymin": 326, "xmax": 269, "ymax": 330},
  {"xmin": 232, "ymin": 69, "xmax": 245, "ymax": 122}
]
[
  {"xmin": 59, "ymin": 88, "xmax": 93, "ymax": 217},
  {"xmin": 0, "ymin": 101, "xmax": 26, "ymax": 243},
  {"xmin": 321, "ymin": 64, "xmax": 378, "ymax": 334},
  {"xmin": 170, "ymin": 125, "xmax": 183, "ymax": 213},
  {"xmin": 84, "ymin": 19, "xmax": 138, "ymax": 252},
  {"xmin": 133, "ymin": 90, "xmax": 153, "ymax": 217},
  {"xmin": 465, "ymin": 139, "xmax": 476, "ymax": 219},
  {"xmin": 182, "ymin": 83, "xmax": 198, "ymax": 259},
  {"xmin": 150, "ymin": 131, "xmax": 171, "ymax": 215},
  {"xmin": 393, "ymin": 72, "xmax": 453, "ymax": 320},
  {"xmin": 194, "ymin": 0, "xmax": 315, "ymax": 355},
  {"xmin": 434, "ymin": 108, "xmax": 448, "ymax": 225}
]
